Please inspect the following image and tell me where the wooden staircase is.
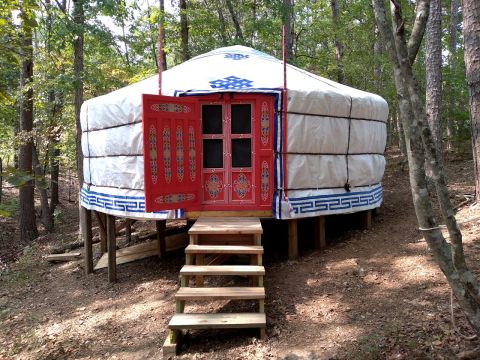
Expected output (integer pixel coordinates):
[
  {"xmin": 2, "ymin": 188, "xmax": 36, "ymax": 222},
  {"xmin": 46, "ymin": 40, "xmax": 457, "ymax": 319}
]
[{"xmin": 163, "ymin": 217, "xmax": 266, "ymax": 357}]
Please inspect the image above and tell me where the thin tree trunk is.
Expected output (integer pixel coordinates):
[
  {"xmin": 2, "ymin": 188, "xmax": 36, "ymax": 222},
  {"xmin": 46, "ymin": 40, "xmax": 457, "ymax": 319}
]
[
  {"xmin": 425, "ymin": 0, "xmax": 444, "ymax": 172},
  {"xmin": 146, "ymin": 0, "xmax": 158, "ymax": 69},
  {"xmin": 225, "ymin": 0, "xmax": 244, "ymax": 44},
  {"xmin": 159, "ymin": 0, "xmax": 167, "ymax": 70},
  {"xmin": 216, "ymin": 0, "xmax": 228, "ymax": 46},
  {"xmin": 73, "ymin": 0, "xmax": 84, "ymax": 188},
  {"xmin": 446, "ymin": 0, "xmax": 459, "ymax": 151},
  {"xmin": 283, "ymin": 0, "xmax": 294, "ymax": 62},
  {"xmin": 331, "ymin": 0, "xmax": 345, "ymax": 84},
  {"xmin": 0, "ymin": 157, "xmax": 3, "ymax": 204},
  {"xmin": 373, "ymin": 0, "xmax": 480, "ymax": 333},
  {"xmin": 373, "ymin": 25, "xmax": 383, "ymax": 92},
  {"xmin": 33, "ymin": 146, "xmax": 54, "ymax": 232},
  {"xmin": 463, "ymin": 0, "xmax": 480, "ymax": 200},
  {"xmin": 179, "ymin": 0, "xmax": 190, "ymax": 61},
  {"xmin": 19, "ymin": 0, "xmax": 38, "ymax": 242}
]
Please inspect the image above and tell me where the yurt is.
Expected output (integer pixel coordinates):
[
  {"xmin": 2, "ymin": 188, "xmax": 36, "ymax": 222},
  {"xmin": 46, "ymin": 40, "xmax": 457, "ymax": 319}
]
[{"xmin": 80, "ymin": 45, "xmax": 388, "ymax": 221}]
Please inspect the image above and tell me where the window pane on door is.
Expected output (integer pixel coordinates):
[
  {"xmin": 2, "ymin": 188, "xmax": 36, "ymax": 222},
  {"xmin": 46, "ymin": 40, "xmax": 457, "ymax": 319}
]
[
  {"xmin": 203, "ymin": 139, "xmax": 223, "ymax": 168},
  {"xmin": 231, "ymin": 104, "xmax": 251, "ymax": 134},
  {"xmin": 232, "ymin": 139, "xmax": 251, "ymax": 167},
  {"xmin": 202, "ymin": 105, "xmax": 222, "ymax": 134}
]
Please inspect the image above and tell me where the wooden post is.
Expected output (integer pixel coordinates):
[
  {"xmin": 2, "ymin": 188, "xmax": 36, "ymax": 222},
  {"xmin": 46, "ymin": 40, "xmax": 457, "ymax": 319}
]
[
  {"xmin": 156, "ymin": 220, "xmax": 166, "ymax": 259},
  {"xmin": 196, "ymin": 253, "xmax": 205, "ymax": 286},
  {"xmin": 125, "ymin": 219, "xmax": 132, "ymax": 243},
  {"xmin": 361, "ymin": 210, "xmax": 372, "ymax": 230},
  {"xmin": 314, "ymin": 216, "xmax": 326, "ymax": 251},
  {"xmin": 288, "ymin": 219, "xmax": 298, "ymax": 260},
  {"xmin": 106, "ymin": 214, "xmax": 117, "ymax": 282},
  {"xmin": 81, "ymin": 206, "xmax": 93, "ymax": 274},
  {"xmin": 94, "ymin": 211, "xmax": 107, "ymax": 253}
]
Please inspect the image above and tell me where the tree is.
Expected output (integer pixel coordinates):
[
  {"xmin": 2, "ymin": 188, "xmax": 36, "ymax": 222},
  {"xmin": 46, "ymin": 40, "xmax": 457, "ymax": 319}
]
[
  {"xmin": 330, "ymin": 0, "xmax": 345, "ymax": 84},
  {"xmin": 446, "ymin": 0, "xmax": 460, "ymax": 151},
  {"xmin": 225, "ymin": 0, "xmax": 244, "ymax": 45},
  {"xmin": 283, "ymin": 0, "xmax": 294, "ymax": 62},
  {"xmin": 425, "ymin": 0, "xmax": 443, "ymax": 169},
  {"xmin": 373, "ymin": 0, "xmax": 480, "ymax": 333},
  {"xmin": 179, "ymin": 0, "xmax": 190, "ymax": 61},
  {"xmin": 463, "ymin": 0, "xmax": 480, "ymax": 200},
  {"xmin": 73, "ymin": 0, "xmax": 84, "ymax": 188},
  {"xmin": 18, "ymin": 0, "xmax": 38, "ymax": 241}
]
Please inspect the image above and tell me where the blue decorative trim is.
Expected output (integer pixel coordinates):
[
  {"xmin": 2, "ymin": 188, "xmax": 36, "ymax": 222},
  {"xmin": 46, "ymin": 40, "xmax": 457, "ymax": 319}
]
[
  {"xmin": 209, "ymin": 76, "xmax": 253, "ymax": 90},
  {"xmin": 80, "ymin": 188, "xmax": 169, "ymax": 215},
  {"xmin": 288, "ymin": 185, "xmax": 383, "ymax": 215},
  {"xmin": 224, "ymin": 53, "xmax": 249, "ymax": 60}
]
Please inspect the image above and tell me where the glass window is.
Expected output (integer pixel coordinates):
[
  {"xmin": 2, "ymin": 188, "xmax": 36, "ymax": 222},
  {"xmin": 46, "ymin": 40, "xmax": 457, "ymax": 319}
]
[
  {"xmin": 231, "ymin": 104, "xmax": 251, "ymax": 134},
  {"xmin": 203, "ymin": 139, "xmax": 223, "ymax": 168},
  {"xmin": 202, "ymin": 105, "xmax": 222, "ymax": 134},
  {"xmin": 232, "ymin": 139, "xmax": 251, "ymax": 167}
]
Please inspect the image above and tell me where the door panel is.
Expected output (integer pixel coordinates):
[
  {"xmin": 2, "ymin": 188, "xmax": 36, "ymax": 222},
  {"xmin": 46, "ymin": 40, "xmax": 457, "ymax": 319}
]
[{"xmin": 142, "ymin": 94, "xmax": 201, "ymax": 212}]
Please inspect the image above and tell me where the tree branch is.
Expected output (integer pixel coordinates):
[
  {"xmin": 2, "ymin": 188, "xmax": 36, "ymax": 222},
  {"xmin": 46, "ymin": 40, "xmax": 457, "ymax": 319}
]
[{"xmin": 406, "ymin": 0, "xmax": 429, "ymax": 64}]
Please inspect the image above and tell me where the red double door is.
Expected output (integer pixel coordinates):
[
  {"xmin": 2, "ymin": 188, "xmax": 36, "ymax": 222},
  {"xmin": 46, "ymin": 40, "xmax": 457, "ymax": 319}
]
[{"xmin": 142, "ymin": 93, "xmax": 274, "ymax": 213}]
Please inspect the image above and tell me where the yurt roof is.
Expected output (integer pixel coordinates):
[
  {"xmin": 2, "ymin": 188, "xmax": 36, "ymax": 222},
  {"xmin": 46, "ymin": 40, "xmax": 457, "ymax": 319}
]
[{"xmin": 81, "ymin": 45, "xmax": 388, "ymax": 132}]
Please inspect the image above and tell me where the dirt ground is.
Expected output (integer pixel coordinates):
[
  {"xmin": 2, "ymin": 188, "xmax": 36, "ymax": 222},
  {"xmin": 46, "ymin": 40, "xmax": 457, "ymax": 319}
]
[{"xmin": 2, "ymin": 148, "xmax": 480, "ymax": 359}]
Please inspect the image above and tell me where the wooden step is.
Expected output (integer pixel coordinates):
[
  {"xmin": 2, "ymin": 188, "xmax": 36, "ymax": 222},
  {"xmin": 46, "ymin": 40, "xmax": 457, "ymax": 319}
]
[
  {"xmin": 180, "ymin": 265, "xmax": 265, "ymax": 276},
  {"xmin": 185, "ymin": 244, "xmax": 263, "ymax": 255},
  {"xmin": 188, "ymin": 217, "xmax": 263, "ymax": 235},
  {"xmin": 168, "ymin": 313, "xmax": 266, "ymax": 330},
  {"xmin": 176, "ymin": 287, "xmax": 265, "ymax": 300}
]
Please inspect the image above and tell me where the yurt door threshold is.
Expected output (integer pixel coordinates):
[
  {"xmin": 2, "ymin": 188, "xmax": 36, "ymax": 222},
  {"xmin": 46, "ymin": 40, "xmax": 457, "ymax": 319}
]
[{"xmin": 142, "ymin": 93, "xmax": 274, "ymax": 215}]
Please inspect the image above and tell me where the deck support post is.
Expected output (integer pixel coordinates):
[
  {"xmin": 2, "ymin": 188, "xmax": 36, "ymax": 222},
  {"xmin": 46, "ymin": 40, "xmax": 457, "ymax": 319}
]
[
  {"xmin": 94, "ymin": 211, "xmax": 107, "ymax": 253},
  {"xmin": 156, "ymin": 220, "xmax": 167, "ymax": 259},
  {"xmin": 314, "ymin": 216, "xmax": 326, "ymax": 251},
  {"xmin": 288, "ymin": 219, "xmax": 298, "ymax": 260},
  {"xmin": 81, "ymin": 206, "xmax": 93, "ymax": 274},
  {"xmin": 106, "ymin": 214, "xmax": 117, "ymax": 282},
  {"xmin": 125, "ymin": 219, "xmax": 132, "ymax": 243},
  {"xmin": 361, "ymin": 210, "xmax": 372, "ymax": 230}
]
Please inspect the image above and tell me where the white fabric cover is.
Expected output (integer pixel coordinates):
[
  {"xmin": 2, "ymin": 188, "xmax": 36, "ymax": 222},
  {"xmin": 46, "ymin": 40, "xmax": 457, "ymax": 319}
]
[{"xmin": 80, "ymin": 45, "xmax": 388, "ymax": 220}]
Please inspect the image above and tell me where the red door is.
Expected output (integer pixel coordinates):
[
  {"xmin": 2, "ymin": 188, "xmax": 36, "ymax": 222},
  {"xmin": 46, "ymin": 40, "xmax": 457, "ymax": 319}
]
[
  {"xmin": 200, "ymin": 94, "xmax": 274, "ymax": 210},
  {"xmin": 142, "ymin": 95, "xmax": 201, "ymax": 212}
]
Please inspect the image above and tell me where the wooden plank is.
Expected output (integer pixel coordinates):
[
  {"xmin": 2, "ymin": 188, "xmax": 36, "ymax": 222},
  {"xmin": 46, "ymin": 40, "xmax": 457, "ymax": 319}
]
[
  {"xmin": 94, "ymin": 233, "xmax": 188, "ymax": 270},
  {"xmin": 156, "ymin": 219, "xmax": 167, "ymax": 259},
  {"xmin": 80, "ymin": 206, "xmax": 93, "ymax": 274},
  {"xmin": 175, "ymin": 287, "xmax": 265, "ymax": 300},
  {"xmin": 180, "ymin": 265, "xmax": 265, "ymax": 276},
  {"xmin": 288, "ymin": 219, "xmax": 298, "ymax": 260},
  {"xmin": 185, "ymin": 245, "xmax": 263, "ymax": 254},
  {"xmin": 186, "ymin": 210, "xmax": 272, "ymax": 219},
  {"xmin": 314, "ymin": 216, "xmax": 326, "ymax": 251},
  {"xmin": 188, "ymin": 217, "xmax": 263, "ymax": 235},
  {"xmin": 46, "ymin": 252, "xmax": 82, "ymax": 262},
  {"xmin": 107, "ymin": 214, "xmax": 117, "ymax": 283},
  {"xmin": 168, "ymin": 313, "xmax": 266, "ymax": 330}
]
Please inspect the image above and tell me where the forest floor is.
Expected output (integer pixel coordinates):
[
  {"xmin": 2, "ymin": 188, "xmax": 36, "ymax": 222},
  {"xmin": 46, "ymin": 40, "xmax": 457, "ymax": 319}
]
[{"xmin": 2, "ymin": 148, "xmax": 480, "ymax": 359}]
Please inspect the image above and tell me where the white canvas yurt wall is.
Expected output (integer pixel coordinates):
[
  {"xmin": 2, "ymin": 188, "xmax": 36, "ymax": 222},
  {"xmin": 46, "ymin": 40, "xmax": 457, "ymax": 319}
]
[{"xmin": 80, "ymin": 45, "xmax": 388, "ymax": 220}]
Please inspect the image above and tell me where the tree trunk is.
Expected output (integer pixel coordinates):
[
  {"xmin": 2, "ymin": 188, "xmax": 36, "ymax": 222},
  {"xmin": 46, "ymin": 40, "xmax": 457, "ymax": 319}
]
[
  {"xmin": 446, "ymin": 0, "xmax": 459, "ymax": 151},
  {"xmin": 225, "ymin": 0, "xmax": 244, "ymax": 44},
  {"xmin": 425, "ymin": 0, "xmax": 444, "ymax": 171},
  {"xmin": 73, "ymin": 0, "xmax": 84, "ymax": 188},
  {"xmin": 463, "ymin": 0, "xmax": 480, "ymax": 200},
  {"xmin": 179, "ymin": 0, "xmax": 190, "ymax": 61},
  {"xmin": 159, "ymin": 0, "xmax": 167, "ymax": 70},
  {"xmin": 216, "ymin": 1, "xmax": 228, "ymax": 46},
  {"xmin": 19, "ymin": 1, "xmax": 38, "ymax": 242},
  {"xmin": 33, "ymin": 146, "xmax": 54, "ymax": 232},
  {"xmin": 373, "ymin": 0, "xmax": 480, "ymax": 334},
  {"xmin": 283, "ymin": 0, "xmax": 294, "ymax": 62},
  {"xmin": 373, "ymin": 26, "xmax": 383, "ymax": 92},
  {"xmin": 331, "ymin": 0, "xmax": 345, "ymax": 84}
]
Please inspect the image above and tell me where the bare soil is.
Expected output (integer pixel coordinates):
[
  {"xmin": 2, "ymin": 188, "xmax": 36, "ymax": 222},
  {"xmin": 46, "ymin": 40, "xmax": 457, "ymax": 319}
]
[{"xmin": 2, "ymin": 148, "xmax": 480, "ymax": 359}]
